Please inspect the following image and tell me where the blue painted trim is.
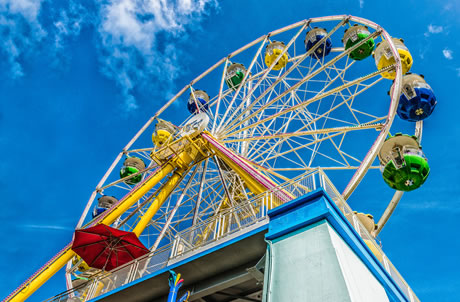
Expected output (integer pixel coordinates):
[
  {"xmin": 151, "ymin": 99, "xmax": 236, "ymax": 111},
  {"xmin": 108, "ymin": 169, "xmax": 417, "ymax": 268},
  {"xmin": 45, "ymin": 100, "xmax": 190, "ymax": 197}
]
[
  {"xmin": 265, "ymin": 188, "xmax": 410, "ymax": 302},
  {"xmin": 266, "ymin": 188, "xmax": 329, "ymax": 241},
  {"xmin": 89, "ymin": 223, "xmax": 269, "ymax": 301}
]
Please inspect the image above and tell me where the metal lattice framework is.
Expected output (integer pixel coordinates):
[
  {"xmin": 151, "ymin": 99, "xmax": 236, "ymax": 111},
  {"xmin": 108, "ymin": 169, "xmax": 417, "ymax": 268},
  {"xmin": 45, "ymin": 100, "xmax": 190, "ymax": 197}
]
[{"xmin": 6, "ymin": 15, "xmax": 418, "ymax": 302}]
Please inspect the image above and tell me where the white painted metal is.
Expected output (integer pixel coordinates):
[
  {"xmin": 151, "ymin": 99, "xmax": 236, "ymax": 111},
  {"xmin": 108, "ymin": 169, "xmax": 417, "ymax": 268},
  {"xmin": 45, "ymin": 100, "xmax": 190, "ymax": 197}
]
[{"xmin": 69, "ymin": 16, "xmax": 419, "ymax": 292}]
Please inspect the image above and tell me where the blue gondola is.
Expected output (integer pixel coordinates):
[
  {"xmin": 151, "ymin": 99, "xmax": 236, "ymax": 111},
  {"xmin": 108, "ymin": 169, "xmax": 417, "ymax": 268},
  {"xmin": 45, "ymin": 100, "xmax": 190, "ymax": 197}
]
[
  {"xmin": 187, "ymin": 90, "xmax": 210, "ymax": 114},
  {"xmin": 305, "ymin": 27, "xmax": 332, "ymax": 59},
  {"xmin": 395, "ymin": 74, "xmax": 437, "ymax": 122},
  {"xmin": 92, "ymin": 196, "xmax": 117, "ymax": 218}
]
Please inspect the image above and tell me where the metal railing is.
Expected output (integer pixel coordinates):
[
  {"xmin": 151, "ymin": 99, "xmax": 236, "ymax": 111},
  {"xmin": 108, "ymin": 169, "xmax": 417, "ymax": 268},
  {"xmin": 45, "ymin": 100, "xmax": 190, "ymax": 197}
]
[{"xmin": 46, "ymin": 169, "xmax": 418, "ymax": 302}]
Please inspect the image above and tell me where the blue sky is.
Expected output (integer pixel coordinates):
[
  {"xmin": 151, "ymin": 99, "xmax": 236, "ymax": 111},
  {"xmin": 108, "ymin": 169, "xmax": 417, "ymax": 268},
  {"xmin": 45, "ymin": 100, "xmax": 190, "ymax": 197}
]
[{"xmin": 0, "ymin": 0, "xmax": 459, "ymax": 301}]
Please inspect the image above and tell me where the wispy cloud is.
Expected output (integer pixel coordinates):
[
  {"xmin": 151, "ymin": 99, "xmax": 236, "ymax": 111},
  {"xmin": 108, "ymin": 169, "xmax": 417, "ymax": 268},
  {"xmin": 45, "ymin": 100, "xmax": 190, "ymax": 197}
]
[
  {"xmin": 0, "ymin": 0, "xmax": 43, "ymax": 21},
  {"xmin": 456, "ymin": 68, "xmax": 460, "ymax": 77},
  {"xmin": 96, "ymin": 0, "xmax": 216, "ymax": 112},
  {"xmin": 96, "ymin": 0, "xmax": 217, "ymax": 112},
  {"xmin": 0, "ymin": 0, "xmax": 217, "ymax": 112},
  {"xmin": 0, "ymin": 0, "xmax": 46, "ymax": 78},
  {"xmin": 22, "ymin": 224, "xmax": 74, "ymax": 231},
  {"xmin": 359, "ymin": 0, "xmax": 364, "ymax": 9},
  {"xmin": 443, "ymin": 48, "xmax": 453, "ymax": 60},
  {"xmin": 428, "ymin": 24, "xmax": 443, "ymax": 34},
  {"xmin": 0, "ymin": 0, "xmax": 92, "ymax": 77},
  {"xmin": 425, "ymin": 24, "xmax": 443, "ymax": 36},
  {"xmin": 400, "ymin": 200, "xmax": 460, "ymax": 213},
  {"xmin": 53, "ymin": 1, "xmax": 93, "ymax": 50}
]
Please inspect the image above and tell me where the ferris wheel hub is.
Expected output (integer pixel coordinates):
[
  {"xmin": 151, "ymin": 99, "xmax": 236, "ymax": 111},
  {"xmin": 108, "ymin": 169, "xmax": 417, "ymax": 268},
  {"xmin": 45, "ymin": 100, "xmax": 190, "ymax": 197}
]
[{"xmin": 180, "ymin": 112, "xmax": 210, "ymax": 137}]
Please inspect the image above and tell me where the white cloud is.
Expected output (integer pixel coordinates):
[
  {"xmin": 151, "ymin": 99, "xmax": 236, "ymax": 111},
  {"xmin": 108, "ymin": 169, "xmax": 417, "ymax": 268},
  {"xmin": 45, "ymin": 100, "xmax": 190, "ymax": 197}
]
[
  {"xmin": 0, "ymin": 0, "xmax": 217, "ymax": 112},
  {"xmin": 23, "ymin": 224, "xmax": 73, "ymax": 231},
  {"xmin": 53, "ymin": 2, "xmax": 92, "ymax": 50},
  {"xmin": 456, "ymin": 68, "xmax": 460, "ymax": 77},
  {"xmin": 0, "ymin": 0, "xmax": 46, "ymax": 78},
  {"xmin": 424, "ymin": 24, "xmax": 444, "ymax": 37},
  {"xmin": 428, "ymin": 24, "xmax": 443, "ymax": 34},
  {"xmin": 443, "ymin": 48, "xmax": 453, "ymax": 60},
  {"xmin": 0, "ymin": 0, "xmax": 42, "ymax": 21},
  {"xmin": 359, "ymin": 0, "xmax": 364, "ymax": 9},
  {"xmin": 96, "ymin": 0, "xmax": 216, "ymax": 112},
  {"xmin": 398, "ymin": 201, "xmax": 460, "ymax": 215},
  {"xmin": 400, "ymin": 200, "xmax": 460, "ymax": 213}
]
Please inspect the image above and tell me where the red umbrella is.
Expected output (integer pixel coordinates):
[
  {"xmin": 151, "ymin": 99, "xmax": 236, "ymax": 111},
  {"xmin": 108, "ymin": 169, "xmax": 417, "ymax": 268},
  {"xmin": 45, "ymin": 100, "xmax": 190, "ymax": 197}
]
[{"xmin": 72, "ymin": 224, "xmax": 149, "ymax": 271}]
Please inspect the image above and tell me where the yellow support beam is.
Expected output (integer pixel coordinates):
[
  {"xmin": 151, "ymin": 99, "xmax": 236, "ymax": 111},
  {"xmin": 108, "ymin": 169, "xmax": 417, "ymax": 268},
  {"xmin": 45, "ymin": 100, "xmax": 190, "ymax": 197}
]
[
  {"xmin": 203, "ymin": 132, "xmax": 268, "ymax": 196},
  {"xmin": 203, "ymin": 132, "xmax": 294, "ymax": 208},
  {"xmin": 209, "ymin": 147, "xmax": 266, "ymax": 196},
  {"xmin": 133, "ymin": 167, "xmax": 186, "ymax": 236},
  {"xmin": 99, "ymin": 163, "xmax": 175, "ymax": 226},
  {"xmin": 8, "ymin": 248, "xmax": 75, "ymax": 302},
  {"xmin": 133, "ymin": 138, "xmax": 204, "ymax": 236}
]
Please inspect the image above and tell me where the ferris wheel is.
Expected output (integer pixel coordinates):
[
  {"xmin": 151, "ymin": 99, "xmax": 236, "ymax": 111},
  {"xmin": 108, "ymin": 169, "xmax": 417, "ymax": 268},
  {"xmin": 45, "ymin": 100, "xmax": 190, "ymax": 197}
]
[{"xmin": 6, "ymin": 15, "xmax": 437, "ymax": 302}]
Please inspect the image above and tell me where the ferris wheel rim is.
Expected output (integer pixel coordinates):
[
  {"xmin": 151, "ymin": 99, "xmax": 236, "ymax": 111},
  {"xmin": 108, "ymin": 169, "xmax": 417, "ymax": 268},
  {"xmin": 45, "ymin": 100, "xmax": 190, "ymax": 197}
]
[
  {"xmin": 74, "ymin": 14, "xmax": 409, "ymax": 260},
  {"xmin": 109, "ymin": 17, "xmax": 404, "ymax": 240},
  {"xmin": 75, "ymin": 14, "xmax": 407, "ymax": 233},
  {"xmin": 6, "ymin": 15, "xmax": 424, "ymax": 302}
]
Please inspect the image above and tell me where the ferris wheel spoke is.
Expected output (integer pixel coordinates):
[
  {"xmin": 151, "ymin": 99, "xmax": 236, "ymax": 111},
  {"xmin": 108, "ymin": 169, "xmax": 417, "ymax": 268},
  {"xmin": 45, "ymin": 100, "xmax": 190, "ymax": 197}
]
[
  {"xmin": 220, "ymin": 58, "xmax": 357, "ymax": 137},
  {"xmin": 191, "ymin": 159, "xmax": 209, "ymax": 225},
  {"xmin": 255, "ymin": 125, "xmax": 368, "ymax": 169},
  {"xmin": 327, "ymin": 133, "xmax": 352, "ymax": 166},
  {"xmin": 222, "ymin": 72, "xmax": 385, "ymax": 143},
  {"xmin": 221, "ymin": 29, "xmax": 381, "ymax": 135},
  {"xmin": 248, "ymin": 94, "xmax": 297, "ymax": 141},
  {"xmin": 217, "ymin": 22, "xmax": 309, "ymax": 132},
  {"xmin": 283, "ymin": 139, "xmax": 310, "ymax": 168},
  {"xmin": 296, "ymin": 138, "xmax": 351, "ymax": 167},
  {"xmin": 149, "ymin": 164, "xmax": 199, "ymax": 251},
  {"xmin": 196, "ymin": 180, "xmax": 225, "ymax": 216},
  {"xmin": 211, "ymin": 59, "xmax": 230, "ymax": 132},
  {"xmin": 340, "ymin": 150, "xmax": 365, "ymax": 165},
  {"xmin": 274, "ymin": 154, "xmax": 307, "ymax": 170},
  {"xmin": 308, "ymin": 74, "xmax": 351, "ymax": 165},
  {"xmin": 320, "ymin": 60, "xmax": 363, "ymax": 125},
  {"xmin": 307, "ymin": 87, "xmax": 387, "ymax": 130},
  {"xmin": 349, "ymin": 107, "xmax": 381, "ymax": 120},
  {"xmin": 280, "ymin": 77, "xmax": 330, "ymax": 128},
  {"xmin": 248, "ymin": 131, "xmax": 340, "ymax": 163},
  {"xmin": 112, "ymin": 183, "xmax": 133, "ymax": 191},
  {"xmin": 215, "ymin": 35, "xmax": 269, "ymax": 132},
  {"xmin": 271, "ymin": 165, "xmax": 380, "ymax": 171},
  {"xmin": 213, "ymin": 157, "xmax": 237, "ymax": 208},
  {"xmin": 282, "ymin": 135, "xmax": 347, "ymax": 166},
  {"xmin": 254, "ymin": 113, "xmax": 385, "ymax": 166},
  {"xmin": 223, "ymin": 122, "xmax": 383, "ymax": 145}
]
